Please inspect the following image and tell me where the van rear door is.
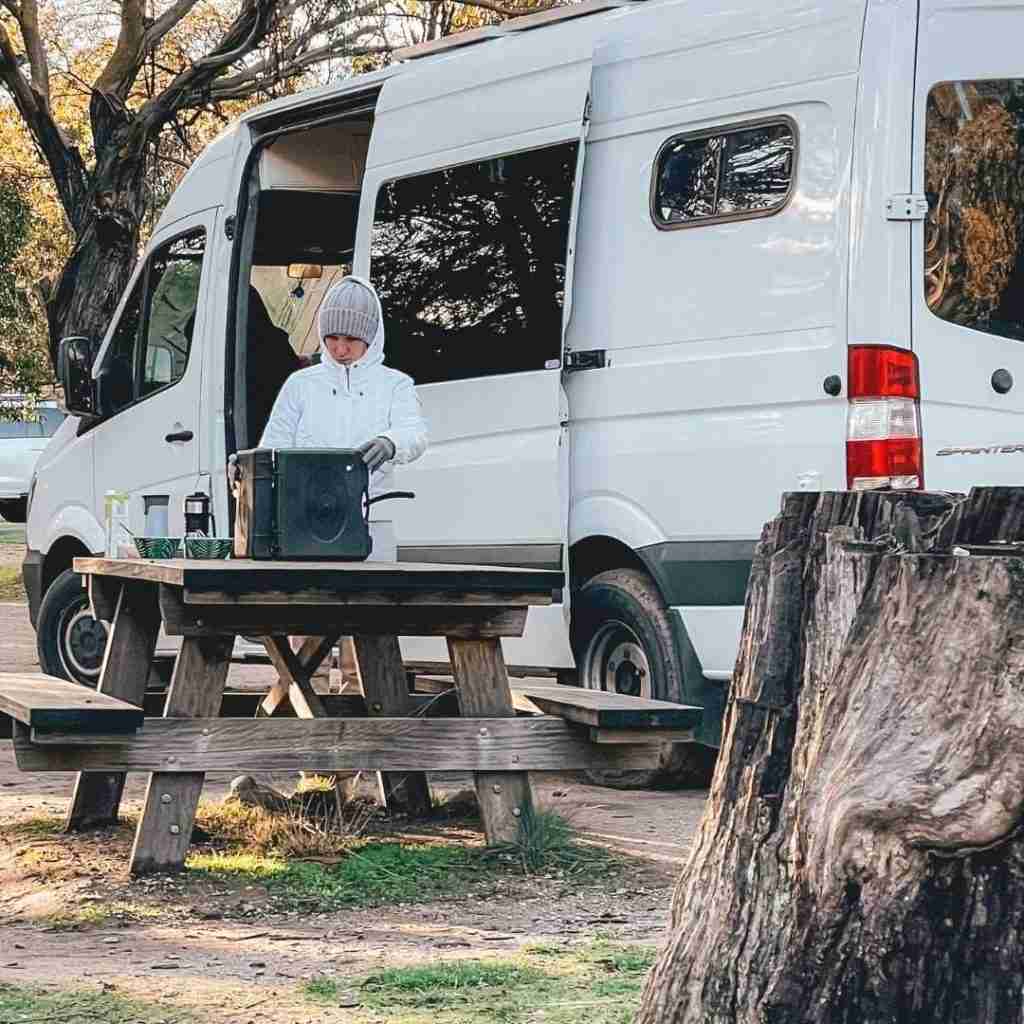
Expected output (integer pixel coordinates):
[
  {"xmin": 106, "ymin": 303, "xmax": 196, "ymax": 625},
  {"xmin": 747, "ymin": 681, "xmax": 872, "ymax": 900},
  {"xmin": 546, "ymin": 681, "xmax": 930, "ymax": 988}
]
[{"xmin": 912, "ymin": 1, "xmax": 1024, "ymax": 489}]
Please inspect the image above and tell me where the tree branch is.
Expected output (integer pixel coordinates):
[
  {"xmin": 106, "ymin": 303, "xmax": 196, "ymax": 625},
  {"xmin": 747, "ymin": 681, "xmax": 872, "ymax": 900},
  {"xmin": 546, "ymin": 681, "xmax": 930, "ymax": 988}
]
[
  {"xmin": 141, "ymin": 0, "xmax": 203, "ymax": 54},
  {"xmin": 0, "ymin": 20, "xmax": 88, "ymax": 231},
  {"xmin": 139, "ymin": 0, "xmax": 277, "ymax": 132},
  {"xmin": 449, "ymin": 0, "xmax": 560, "ymax": 16},
  {"xmin": 94, "ymin": 0, "xmax": 145, "ymax": 97},
  {"xmin": 10, "ymin": 0, "xmax": 50, "ymax": 107}
]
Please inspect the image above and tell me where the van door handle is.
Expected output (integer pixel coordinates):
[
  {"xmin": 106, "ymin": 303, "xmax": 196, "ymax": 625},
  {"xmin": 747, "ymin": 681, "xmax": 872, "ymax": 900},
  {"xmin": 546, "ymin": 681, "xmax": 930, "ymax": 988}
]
[{"xmin": 165, "ymin": 429, "xmax": 194, "ymax": 443}]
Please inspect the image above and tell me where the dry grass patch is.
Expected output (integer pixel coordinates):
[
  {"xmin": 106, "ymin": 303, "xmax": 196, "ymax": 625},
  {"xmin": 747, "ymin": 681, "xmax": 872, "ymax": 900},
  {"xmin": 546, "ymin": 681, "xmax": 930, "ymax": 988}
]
[{"xmin": 0, "ymin": 564, "xmax": 25, "ymax": 601}]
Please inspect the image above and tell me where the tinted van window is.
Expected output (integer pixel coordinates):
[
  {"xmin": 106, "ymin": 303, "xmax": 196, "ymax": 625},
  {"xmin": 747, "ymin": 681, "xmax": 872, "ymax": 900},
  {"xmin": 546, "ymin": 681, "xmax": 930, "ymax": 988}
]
[
  {"xmin": 371, "ymin": 142, "xmax": 578, "ymax": 384},
  {"xmin": 654, "ymin": 120, "xmax": 796, "ymax": 228},
  {"xmin": 925, "ymin": 80, "xmax": 1024, "ymax": 340},
  {"xmin": 101, "ymin": 228, "xmax": 205, "ymax": 416}
]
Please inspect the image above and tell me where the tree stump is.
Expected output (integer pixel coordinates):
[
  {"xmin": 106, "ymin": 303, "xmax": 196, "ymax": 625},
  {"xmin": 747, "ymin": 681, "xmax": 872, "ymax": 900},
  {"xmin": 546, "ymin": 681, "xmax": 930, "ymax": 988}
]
[{"xmin": 637, "ymin": 488, "xmax": 1024, "ymax": 1024}]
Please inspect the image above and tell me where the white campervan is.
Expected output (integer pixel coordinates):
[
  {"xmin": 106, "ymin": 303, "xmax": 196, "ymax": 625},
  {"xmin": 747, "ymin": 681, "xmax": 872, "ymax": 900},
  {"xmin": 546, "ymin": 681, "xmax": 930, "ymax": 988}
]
[{"xmin": 26, "ymin": 0, "xmax": 1024, "ymax": 751}]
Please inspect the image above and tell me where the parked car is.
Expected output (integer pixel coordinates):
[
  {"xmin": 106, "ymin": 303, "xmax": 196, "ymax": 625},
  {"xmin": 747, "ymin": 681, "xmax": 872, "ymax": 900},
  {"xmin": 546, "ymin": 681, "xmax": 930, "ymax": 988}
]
[
  {"xmin": 0, "ymin": 397, "xmax": 65, "ymax": 523},
  {"xmin": 25, "ymin": 0, "xmax": 1024, "ymax": 759}
]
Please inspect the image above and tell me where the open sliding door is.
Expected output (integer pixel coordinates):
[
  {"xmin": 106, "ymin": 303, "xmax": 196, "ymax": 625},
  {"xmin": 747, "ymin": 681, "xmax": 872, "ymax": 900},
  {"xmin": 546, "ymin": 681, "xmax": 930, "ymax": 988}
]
[{"xmin": 353, "ymin": 28, "xmax": 595, "ymax": 670}]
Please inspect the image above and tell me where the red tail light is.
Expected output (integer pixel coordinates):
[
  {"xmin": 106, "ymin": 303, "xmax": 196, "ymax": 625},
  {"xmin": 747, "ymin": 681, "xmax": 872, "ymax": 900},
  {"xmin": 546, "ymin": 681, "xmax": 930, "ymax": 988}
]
[{"xmin": 846, "ymin": 345, "xmax": 923, "ymax": 491}]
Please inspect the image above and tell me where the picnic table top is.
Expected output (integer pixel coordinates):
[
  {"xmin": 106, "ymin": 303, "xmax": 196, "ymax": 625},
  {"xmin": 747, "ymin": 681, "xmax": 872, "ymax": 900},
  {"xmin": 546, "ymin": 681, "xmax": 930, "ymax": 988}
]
[{"xmin": 74, "ymin": 557, "xmax": 564, "ymax": 606}]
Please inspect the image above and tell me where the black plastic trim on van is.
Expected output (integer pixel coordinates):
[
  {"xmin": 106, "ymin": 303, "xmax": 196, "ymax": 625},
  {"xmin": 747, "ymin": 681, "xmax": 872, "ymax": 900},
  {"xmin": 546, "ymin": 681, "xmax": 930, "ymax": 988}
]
[{"xmin": 637, "ymin": 539, "xmax": 755, "ymax": 607}]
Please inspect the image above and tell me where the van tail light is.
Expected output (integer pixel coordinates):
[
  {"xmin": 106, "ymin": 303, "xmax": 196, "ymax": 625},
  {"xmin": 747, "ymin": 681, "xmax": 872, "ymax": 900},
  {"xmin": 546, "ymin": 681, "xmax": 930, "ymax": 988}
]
[{"xmin": 846, "ymin": 345, "xmax": 923, "ymax": 491}]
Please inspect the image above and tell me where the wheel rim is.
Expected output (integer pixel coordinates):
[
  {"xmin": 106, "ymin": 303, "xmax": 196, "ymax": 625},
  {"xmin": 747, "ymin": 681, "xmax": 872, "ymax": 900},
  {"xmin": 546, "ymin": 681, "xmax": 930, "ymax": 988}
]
[
  {"xmin": 58, "ymin": 599, "xmax": 108, "ymax": 683},
  {"xmin": 583, "ymin": 620, "xmax": 652, "ymax": 698}
]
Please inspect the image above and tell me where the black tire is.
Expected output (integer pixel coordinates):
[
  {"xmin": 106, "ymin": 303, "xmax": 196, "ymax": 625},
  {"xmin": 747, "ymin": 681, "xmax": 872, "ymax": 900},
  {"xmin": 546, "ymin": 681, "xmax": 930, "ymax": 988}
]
[
  {"xmin": 571, "ymin": 568, "xmax": 716, "ymax": 790},
  {"xmin": 0, "ymin": 498, "xmax": 28, "ymax": 523},
  {"xmin": 36, "ymin": 568, "xmax": 109, "ymax": 686}
]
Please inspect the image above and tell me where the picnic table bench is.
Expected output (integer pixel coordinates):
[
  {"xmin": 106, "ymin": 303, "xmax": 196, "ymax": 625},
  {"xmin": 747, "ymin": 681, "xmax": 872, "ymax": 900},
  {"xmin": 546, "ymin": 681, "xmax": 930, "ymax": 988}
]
[{"xmin": 0, "ymin": 557, "xmax": 702, "ymax": 876}]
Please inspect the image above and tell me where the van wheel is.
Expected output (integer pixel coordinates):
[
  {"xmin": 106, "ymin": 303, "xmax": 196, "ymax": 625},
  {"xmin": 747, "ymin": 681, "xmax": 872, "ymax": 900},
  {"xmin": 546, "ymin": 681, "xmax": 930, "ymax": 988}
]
[
  {"xmin": 0, "ymin": 498, "xmax": 27, "ymax": 523},
  {"xmin": 571, "ymin": 568, "xmax": 714, "ymax": 790},
  {"xmin": 37, "ymin": 569, "xmax": 108, "ymax": 687}
]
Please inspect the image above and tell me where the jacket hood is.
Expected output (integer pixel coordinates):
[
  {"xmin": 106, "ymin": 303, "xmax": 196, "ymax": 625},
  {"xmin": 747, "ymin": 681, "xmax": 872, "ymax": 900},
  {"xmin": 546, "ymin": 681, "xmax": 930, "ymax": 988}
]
[{"xmin": 319, "ymin": 275, "xmax": 385, "ymax": 374}]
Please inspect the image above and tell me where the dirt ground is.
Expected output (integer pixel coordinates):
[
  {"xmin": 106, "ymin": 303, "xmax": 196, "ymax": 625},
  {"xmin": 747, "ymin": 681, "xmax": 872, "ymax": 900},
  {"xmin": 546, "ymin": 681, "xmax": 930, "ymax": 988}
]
[{"xmin": 0, "ymin": 593, "xmax": 710, "ymax": 1022}]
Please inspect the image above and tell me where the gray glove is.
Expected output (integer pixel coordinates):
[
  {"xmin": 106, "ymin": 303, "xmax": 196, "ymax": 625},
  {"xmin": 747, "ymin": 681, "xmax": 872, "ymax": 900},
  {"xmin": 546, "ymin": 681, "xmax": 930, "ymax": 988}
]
[{"xmin": 359, "ymin": 436, "xmax": 396, "ymax": 472}]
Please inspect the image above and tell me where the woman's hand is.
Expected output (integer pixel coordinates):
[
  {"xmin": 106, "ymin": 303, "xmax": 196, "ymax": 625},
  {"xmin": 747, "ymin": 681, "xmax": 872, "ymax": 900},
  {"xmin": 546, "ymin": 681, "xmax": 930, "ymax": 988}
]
[{"xmin": 359, "ymin": 436, "xmax": 396, "ymax": 471}]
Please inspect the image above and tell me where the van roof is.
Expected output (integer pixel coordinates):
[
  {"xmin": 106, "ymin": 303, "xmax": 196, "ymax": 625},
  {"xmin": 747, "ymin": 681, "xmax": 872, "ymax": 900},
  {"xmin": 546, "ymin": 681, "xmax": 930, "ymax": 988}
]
[{"xmin": 237, "ymin": 0, "xmax": 650, "ymax": 128}]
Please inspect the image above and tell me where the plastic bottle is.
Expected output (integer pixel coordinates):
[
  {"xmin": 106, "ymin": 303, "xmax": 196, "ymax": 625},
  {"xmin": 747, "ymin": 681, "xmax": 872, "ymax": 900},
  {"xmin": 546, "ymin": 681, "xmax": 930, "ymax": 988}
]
[{"xmin": 104, "ymin": 490, "xmax": 130, "ymax": 556}]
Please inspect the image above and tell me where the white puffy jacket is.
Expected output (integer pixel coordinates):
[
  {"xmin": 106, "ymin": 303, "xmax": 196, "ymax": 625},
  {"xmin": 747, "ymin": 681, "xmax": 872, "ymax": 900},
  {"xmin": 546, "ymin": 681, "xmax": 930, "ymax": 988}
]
[{"xmin": 258, "ymin": 275, "xmax": 427, "ymax": 499}]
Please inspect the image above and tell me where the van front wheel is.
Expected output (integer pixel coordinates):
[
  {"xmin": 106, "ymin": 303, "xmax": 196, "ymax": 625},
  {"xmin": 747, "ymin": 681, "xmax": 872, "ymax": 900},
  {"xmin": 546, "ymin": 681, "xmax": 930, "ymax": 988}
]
[
  {"xmin": 37, "ymin": 569, "xmax": 108, "ymax": 687},
  {"xmin": 571, "ymin": 568, "xmax": 714, "ymax": 790}
]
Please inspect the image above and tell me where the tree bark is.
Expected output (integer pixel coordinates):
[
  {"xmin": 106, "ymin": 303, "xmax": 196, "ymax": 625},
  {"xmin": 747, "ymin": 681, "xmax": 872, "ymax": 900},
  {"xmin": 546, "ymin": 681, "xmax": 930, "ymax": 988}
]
[{"xmin": 637, "ymin": 487, "xmax": 1024, "ymax": 1024}]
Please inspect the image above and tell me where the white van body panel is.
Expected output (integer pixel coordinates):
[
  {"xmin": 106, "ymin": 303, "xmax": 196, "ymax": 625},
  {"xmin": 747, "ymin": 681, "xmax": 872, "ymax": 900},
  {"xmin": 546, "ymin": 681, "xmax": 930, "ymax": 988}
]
[{"xmin": 27, "ymin": 417, "xmax": 102, "ymax": 555}]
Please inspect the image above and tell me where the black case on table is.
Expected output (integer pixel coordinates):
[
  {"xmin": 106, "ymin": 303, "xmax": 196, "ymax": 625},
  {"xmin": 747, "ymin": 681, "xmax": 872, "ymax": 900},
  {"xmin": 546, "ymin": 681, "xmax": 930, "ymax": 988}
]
[{"xmin": 233, "ymin": 448, "xmax": 372, "ymax": 561}]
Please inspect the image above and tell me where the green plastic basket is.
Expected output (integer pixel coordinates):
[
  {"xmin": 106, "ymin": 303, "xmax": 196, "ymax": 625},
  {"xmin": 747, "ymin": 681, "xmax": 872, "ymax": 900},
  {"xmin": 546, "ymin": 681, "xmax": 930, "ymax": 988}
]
[
  {"xmin": 183, "ymin": 537, "xmax": 233, "ymax": 559},
  {"xmin": 134, "ymin": 536, "xmax": 182, "ymax": 559}
]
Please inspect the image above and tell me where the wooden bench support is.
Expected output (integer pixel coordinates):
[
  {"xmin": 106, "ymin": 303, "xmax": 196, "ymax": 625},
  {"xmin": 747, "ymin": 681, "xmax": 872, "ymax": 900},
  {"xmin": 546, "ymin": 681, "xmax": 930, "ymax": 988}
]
[
  {"xmin": 448, "ymin": 638, "xmax": 533, "ymax": 845},
  {"xmin": 66, "ymin": 581, "xmax": 160, "ymax": 832},
  {"xmin": 129, "ymin": 634, "xmax": 234, "ymax": 876},
  {"xmin": 511, "ymin": 683, "xmax": 702, "ymax": 731},
  {"xmin": 353, "ymin": 635, "xmax": 432, "ymax": 818},
  {"xmin": 12, "ymin": 717, "xmax": 661, "ymax": 773}
]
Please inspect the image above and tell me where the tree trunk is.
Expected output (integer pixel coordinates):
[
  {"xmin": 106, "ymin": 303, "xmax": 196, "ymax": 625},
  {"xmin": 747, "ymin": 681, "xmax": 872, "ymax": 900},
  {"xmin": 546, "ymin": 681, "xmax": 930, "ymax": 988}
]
[
  {"xmin": 45, "ymin": 97, "xmax": 149, "ymax": 365},
  {"xmin": 637, "ymin": 487, "xmax": 1024, "ymax": 1024}
]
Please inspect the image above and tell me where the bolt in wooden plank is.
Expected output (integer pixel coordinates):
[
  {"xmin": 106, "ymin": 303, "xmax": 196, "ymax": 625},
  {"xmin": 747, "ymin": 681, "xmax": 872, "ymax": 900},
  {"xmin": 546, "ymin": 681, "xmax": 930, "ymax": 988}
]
[
  {"xmin": 65, "ymin": 581, "xmax": 160, "ymax": 831},
  {"xmin": 447, "ymin": 637, "xmax": 533, "ymax": 845},
  {"xmin": 128, "ymin": 634, "xmax": 234, "ymax": 875},
  {"xmin": 352, "ymin": 635, "xmax": 432, "ymax": 818}
]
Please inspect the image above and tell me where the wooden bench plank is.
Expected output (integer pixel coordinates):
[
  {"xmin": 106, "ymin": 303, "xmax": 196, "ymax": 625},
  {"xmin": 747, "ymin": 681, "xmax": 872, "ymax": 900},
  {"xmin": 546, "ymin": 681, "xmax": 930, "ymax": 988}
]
[
  {"xmin": 0, "ymin": 673, "xmax": 144, "ymax": 734},
  {"xmin": 510, "ymin": 683, "xmax": 702, "ymax": 730},
  {"xmin": 13, "ymin": 717, "xmax": 662, "ymax": 773}
]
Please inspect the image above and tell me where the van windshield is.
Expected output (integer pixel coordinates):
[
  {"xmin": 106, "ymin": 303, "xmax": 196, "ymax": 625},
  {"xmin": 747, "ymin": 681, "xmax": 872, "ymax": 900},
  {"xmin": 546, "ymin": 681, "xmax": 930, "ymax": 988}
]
[{"xmin": 925, "ymin": 80, "xmax": 1024, "ymax": 340}]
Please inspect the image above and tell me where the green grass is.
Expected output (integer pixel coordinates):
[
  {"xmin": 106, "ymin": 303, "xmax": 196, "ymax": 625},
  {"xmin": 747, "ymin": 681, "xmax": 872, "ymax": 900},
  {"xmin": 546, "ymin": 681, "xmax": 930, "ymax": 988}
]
[
  {"xmin": 0, "ymin": 521, "xmax": 24, "ymax": 544},
  {"xmin": 0, "ymin": 565, "xmax": 25, "ymax": 601},
  {"xmin": 329, "ymin": 940, "xmax": 659, "ymax": 1023},
  {"xmin": 188, "ymin": 842, "xmax": 478, "ymax": 911},
  {"xmin": 0, "ymin": 816, "xmax": 62, "ymax": 841},
  {"xmin": 0, "ymin": 982, "xmax": 190, "ymax": 1023}
]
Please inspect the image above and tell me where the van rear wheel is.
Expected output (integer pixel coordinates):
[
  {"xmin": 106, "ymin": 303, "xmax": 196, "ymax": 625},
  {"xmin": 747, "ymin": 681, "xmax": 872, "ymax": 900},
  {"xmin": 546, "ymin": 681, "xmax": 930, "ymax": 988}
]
[
  {"xmin": 37, "ymin": 569, "xmax": 108, "ymax": 687},
  {"xmin": 571, "ymin": 568, "xmax": 714, "ymax": 790}
]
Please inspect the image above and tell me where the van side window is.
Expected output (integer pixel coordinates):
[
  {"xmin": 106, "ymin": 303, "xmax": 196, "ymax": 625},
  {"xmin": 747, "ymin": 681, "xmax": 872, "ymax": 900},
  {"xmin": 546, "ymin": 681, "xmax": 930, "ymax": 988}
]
[
  {"xmin": 653, "ymin": 120, "xmax": 796, "ymax": 229},
  {"xmin": 925, "ymin": 80, "xmax": 1024, "ymax": 341},
  {"xmin": 370, "ymin": 142, "xmax": 578, "ymax": 384},
  {"xmin": 101, "ymin": 228, "xmax": 206, "ymax": 416}
]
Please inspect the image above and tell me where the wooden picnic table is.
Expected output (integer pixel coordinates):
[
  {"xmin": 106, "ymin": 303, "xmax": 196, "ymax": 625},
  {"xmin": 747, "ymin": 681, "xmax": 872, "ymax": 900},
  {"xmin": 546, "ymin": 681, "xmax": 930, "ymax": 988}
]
[
  {"xmin": 62, "ymin": 556, "xmax": 565, "ymax": 874},
  {"xmin": 1, "ymin": 557, "xmax": 701, "ymax": 877}
]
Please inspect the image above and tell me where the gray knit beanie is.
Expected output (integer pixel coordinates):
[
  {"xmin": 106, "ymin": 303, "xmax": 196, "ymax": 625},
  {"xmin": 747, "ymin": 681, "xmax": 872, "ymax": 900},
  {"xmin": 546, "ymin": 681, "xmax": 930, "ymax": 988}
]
[{"xmin": 318, "ymin": 278, "xmax": 379, "ymax": 345}]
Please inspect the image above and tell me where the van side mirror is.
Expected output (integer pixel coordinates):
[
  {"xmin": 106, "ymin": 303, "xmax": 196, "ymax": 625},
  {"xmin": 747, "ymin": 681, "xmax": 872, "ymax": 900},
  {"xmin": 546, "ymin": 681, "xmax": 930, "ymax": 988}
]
[{"xmin": 58, "ymin": 336, "xmax": 97, "ymax": 417}]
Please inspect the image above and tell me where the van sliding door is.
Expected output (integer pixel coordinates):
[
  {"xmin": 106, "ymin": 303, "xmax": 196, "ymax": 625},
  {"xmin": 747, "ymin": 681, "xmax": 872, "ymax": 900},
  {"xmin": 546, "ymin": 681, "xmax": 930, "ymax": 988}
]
[
  {"xmin": 355, "ymin": 36, "xmax": 594, "ymax": 669},
  {"xmin": 912, "ymin": 1, "xmax": 1024, "ymax": 490}
]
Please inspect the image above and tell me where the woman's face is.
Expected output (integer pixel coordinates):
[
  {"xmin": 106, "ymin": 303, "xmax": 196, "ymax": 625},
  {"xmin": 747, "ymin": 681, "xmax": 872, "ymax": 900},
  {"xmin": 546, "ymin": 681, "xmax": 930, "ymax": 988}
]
[{"xmin": 324, "ymin": 334, "xmax": 368, "ymax": 366}]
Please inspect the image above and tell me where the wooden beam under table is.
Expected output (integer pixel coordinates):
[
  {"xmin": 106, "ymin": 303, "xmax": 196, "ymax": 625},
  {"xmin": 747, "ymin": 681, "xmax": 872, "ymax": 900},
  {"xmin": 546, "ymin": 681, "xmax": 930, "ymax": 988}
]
[
  {"xmin": 129, "ymin": 634, "xmax": 234, "ymax": 876},
  {"xmin": 447, "ymin": 638, "xmax": 533, "ymax": 846},
  {"xmin": 353, "ymin": 635, "xmax": 432, "ymax": 818},
  {"xmin": 14, "ymin": 717, "xmax": 661, "ymax": 773},
  {"xmin": 157, "ymin": 585, "xmax": 529, "ymax": 639},
  {"xmin": 66, "ymin": 580, "xmax": 161, "ymax": 832}
]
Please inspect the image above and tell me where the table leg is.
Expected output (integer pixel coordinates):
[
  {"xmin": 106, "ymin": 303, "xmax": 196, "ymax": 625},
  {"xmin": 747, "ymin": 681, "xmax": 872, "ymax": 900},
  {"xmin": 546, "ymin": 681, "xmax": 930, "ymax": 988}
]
[
  {"xmin": 352, "ymin": 635, "xmax": 432, "ymax": 818},
  {"xmin": 129, "ymin": 634, "xmax": 233, "ymax": 875},
  {"xmin": 65, "ymin": 581, "xmax": 160, "ymax": 832},
  {"xmin": 261, "ymin": 635, "xmax": 356, "ymax": 809},
  {"xmin": 447, "ymin": 637, "xmax": 533, "ymax": 845}
]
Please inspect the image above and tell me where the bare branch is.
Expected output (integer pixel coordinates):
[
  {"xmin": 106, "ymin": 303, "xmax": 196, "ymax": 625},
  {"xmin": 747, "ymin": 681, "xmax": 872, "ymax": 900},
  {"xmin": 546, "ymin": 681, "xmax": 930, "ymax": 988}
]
[
  {"xmin": 94, "ymin": 0, "xmax": 145, "ymax": 97},
  {"xmin": 8, "ymin": 0, "xmax": 51, "ymax": 107},
  {"xmin": 141, "ymin": 0, "xmax": 203, "ymax": 54},
  {"xmin": 448, "ymin": 0, "xmax": 559, "ymax": 16}
]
